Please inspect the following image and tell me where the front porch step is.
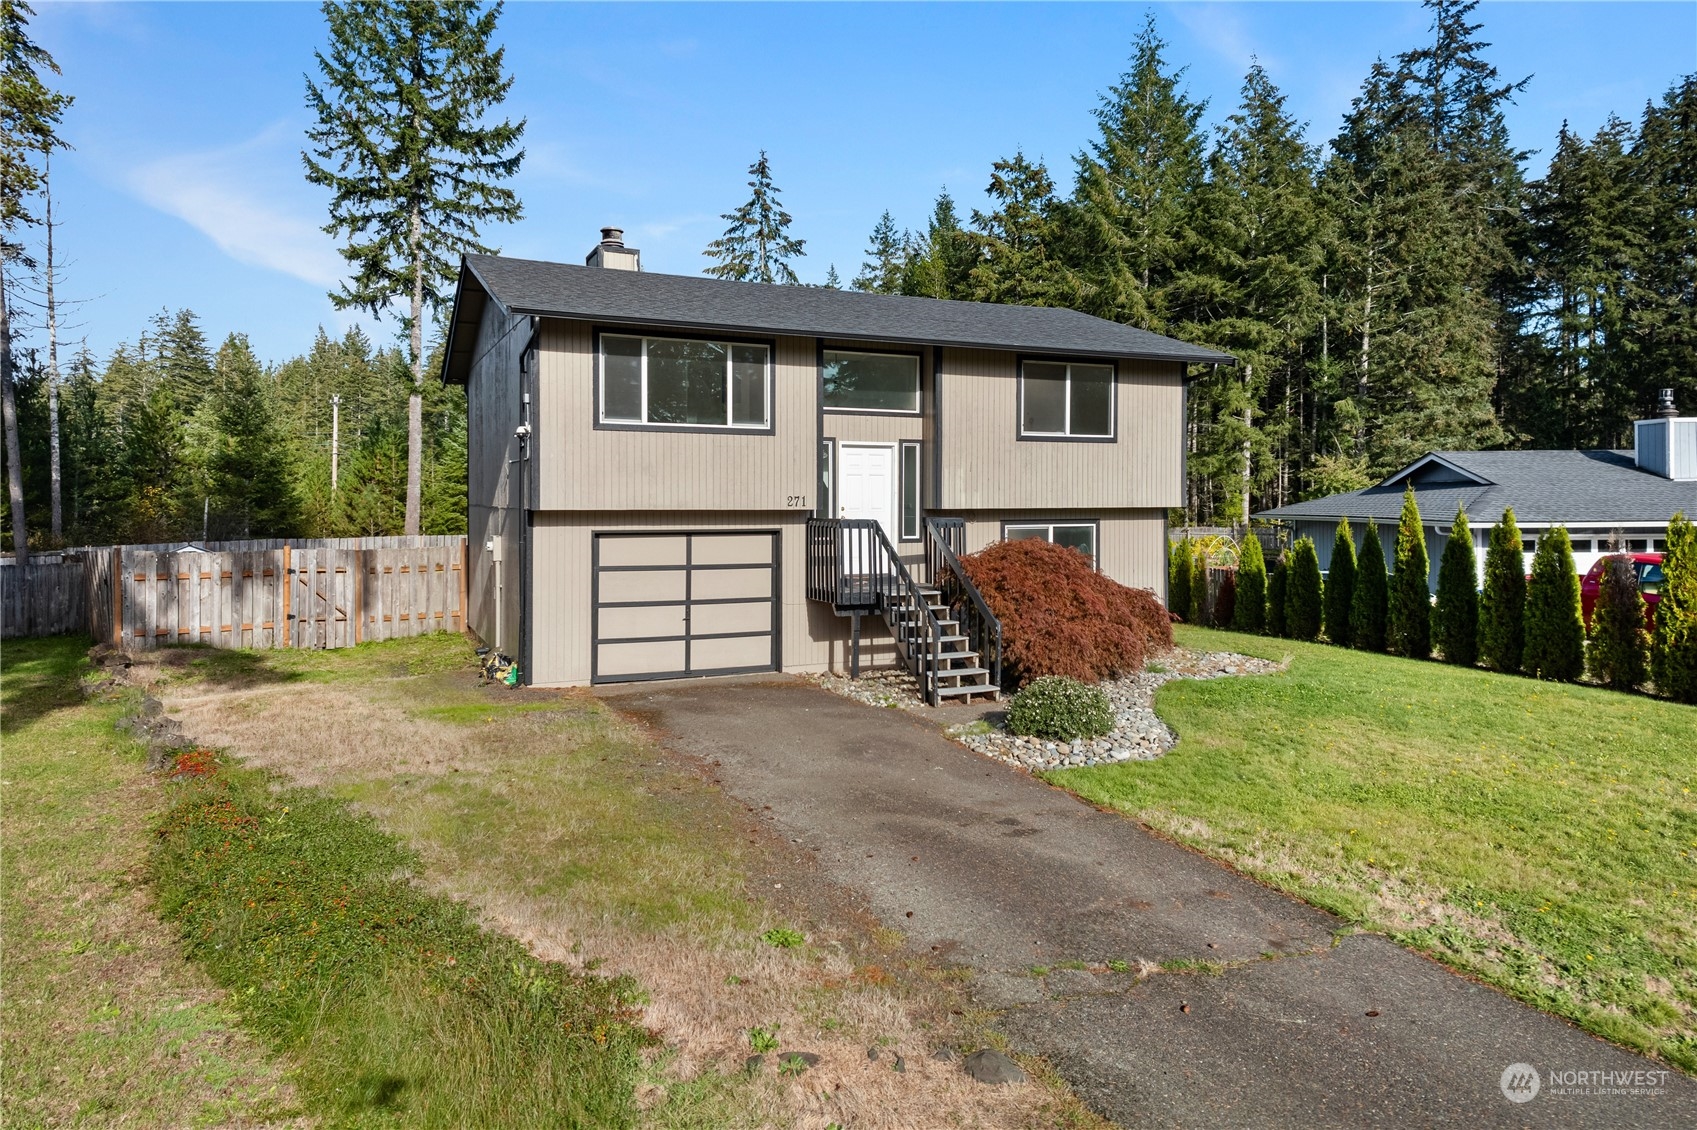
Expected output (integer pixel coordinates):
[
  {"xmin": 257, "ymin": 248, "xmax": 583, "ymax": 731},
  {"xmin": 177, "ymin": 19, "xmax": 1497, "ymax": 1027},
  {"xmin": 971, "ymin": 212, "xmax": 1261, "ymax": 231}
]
[
  {"xmin": 935, "ymin": 683, "xmax": 997, "ymax": 698},
  {"xmin": 934, "ymin": 666, "xmax": 991, "ymax": 681}
]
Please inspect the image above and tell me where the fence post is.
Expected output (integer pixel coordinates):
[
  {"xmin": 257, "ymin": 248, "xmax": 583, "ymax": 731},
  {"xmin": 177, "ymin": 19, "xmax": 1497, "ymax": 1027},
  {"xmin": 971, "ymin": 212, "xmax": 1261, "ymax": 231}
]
[
  {"xmin": 458, "ymin": 539, "xmax": 468, "ymax": 634},
  {"xmin": 110, "ymin": 549, "xmax": 122, "ymax": 646},
  {"xmin": 280, "ymin": 544, "xmax": 292, "ymax": 649}
]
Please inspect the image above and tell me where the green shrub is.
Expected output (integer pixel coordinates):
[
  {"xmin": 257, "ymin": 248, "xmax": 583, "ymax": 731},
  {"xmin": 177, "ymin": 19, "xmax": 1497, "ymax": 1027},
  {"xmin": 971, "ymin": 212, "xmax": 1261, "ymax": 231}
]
[
  {"xmin": 1651, "ymin": 512, "xmax": 1697, "ymax": 703},
  {"xmin": 1350, "ymin": 520, "xmax": 1388, "ymax": 651},
  {"xmin": 1588, "ymin": 553, "xmax": 1647, "ymax": 691},
  {"xmin": 1213, "ymin": 568, "xmax": 1236, "ymax": 629},
  {"xmin": 1169, "ymin": 538, "xmax": 1192, "ymax": 621},
  {"xmin": 1434, "ymin": 507, "xmax": 1479, "ymax": 667},
  {"xmin": 1388, "ymin": 487, "xmax": 1431, "ymax": 658},
  {"xmin": 1232, "ymin": 532, "xmax": 1267, "ymax": 633},
  {"xmin": 1480, "ymin": 508, "xmax": 1526, "ymax": 673},
  {"xmin": 1285, "ymin": 536, "xmax": 1324, "ymax": 641},
  {"xmin": 1005, "ymin": 676, "xmax": 1115, "ymax": 741},
  {"xmin": 1323, "ymin": 519, "xmax": 1356, "ymax": 647},
  {"xmin": 1523, "ymin": 527, "xmax": 1584, "ymax": 682},
  {"xmin": 1266, "ymin": 555, "xmax": 1289, "ymax": 638},
  {"xmin": 1188, "ymin": 540, "xmax": 1209, "ymax": 626}
]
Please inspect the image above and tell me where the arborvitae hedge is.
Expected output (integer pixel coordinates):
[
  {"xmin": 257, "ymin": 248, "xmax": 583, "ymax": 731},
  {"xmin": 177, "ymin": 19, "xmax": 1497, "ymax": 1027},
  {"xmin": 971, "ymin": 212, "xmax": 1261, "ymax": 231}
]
[
  {"xmin": 1433, "ymin": 508, "xmax": 1479, "ymax": 667},
  {"xmin": 1651, "ymin": 512, "xmax": 1697, "ymax": 703},
  {"xmin": 1480, "ymin": 508, "xmax": 1526, "ymax": 674},
  {"xmin": 1387, "ymin": 487, "xmax": 1431, "ymax": 658},
  {"xmin": 1214, "ymin": 569, "xmax": 1236, "ymax": 630},
  {"xmin": 1188, "ymin": 540, "xmax": 1209, "ymax": 626},
  {"xmin": 1323, "ymin": 519, "xmax": 1356, "ymax": 647},
  {"xmin": 1169, "ymin": 538, "xmax": 1192, "ymax": 621},
  {"xmin": 1523, "ymin": 527, "xmax": 1585, "ymax": 682},
  {"xmin": 1351, "ymin": 520, "xmax": 1388, "ymax": 651},
  {"xmin": 1266, "ymin": 555, "xmax": 1289, "ymax": 638},
  {"xmin": 1285, "ymin": 536, "xmax": 1324, "ymax": 641},
  {"xmin": 1232, "ymin": 532, "xmax": 1267, "ymax": 634},
  {"xmin": 1587, "ymin": 553, "xmax": 1647, "ymax": 691}
]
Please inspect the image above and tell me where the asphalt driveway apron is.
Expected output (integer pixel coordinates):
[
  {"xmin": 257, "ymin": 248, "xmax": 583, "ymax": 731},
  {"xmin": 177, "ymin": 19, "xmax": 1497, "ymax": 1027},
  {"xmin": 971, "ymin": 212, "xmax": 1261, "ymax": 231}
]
[{"xmin": 597, "ymin": 677, "xmax": 1695, "ymax": 1129}]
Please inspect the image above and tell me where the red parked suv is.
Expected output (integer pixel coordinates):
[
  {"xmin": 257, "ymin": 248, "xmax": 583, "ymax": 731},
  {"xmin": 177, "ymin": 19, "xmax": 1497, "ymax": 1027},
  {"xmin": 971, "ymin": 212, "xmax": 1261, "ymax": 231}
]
[{"xmin": 1580, "ymin": 553, "xmax": 1664, "ymax": 631}]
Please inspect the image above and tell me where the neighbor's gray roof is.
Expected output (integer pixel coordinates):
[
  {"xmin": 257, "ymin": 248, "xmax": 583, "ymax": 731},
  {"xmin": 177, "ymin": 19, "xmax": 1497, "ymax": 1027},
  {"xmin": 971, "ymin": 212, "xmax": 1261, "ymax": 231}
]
[
  {"xmin": 1256, "ymin": 449, "xmax": 1697, "ymax": 526},
  {"xmin": 442, "ymin": 253, "xmax": 1234, "ymax": 382}
]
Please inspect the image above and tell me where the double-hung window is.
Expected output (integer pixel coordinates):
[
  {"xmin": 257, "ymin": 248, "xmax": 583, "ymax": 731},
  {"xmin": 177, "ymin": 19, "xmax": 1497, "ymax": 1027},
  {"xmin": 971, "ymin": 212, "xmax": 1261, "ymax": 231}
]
[
  {"xmin": 822, "ymin": 350, "xmax": 920, "ymax": 414},
  {"xmin": 1020, "ymin": 360, "xmax": 1114, "ymax": 438},
  {"xmin": 600, "ymin": 333, "xmax": 770, "ymax": 429},
  {"xmin": 1004, "ymin": 521, "xmax": 1098, "ymax": 563}
]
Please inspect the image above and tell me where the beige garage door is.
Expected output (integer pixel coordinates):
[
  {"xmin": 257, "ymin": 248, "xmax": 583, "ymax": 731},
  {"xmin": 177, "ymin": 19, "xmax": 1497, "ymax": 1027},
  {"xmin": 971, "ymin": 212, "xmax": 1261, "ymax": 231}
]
[{"xmin": 591, "ymin": 531, "xmax": 779, "ymax": 683}]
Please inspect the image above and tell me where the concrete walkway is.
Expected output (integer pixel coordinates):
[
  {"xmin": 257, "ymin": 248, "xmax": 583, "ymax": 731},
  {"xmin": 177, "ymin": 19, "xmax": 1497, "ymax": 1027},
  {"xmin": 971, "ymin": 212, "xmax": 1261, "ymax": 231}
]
[{"xmin": 599, "ymin": 677, "xmax": 1694, "ymax": 1129}]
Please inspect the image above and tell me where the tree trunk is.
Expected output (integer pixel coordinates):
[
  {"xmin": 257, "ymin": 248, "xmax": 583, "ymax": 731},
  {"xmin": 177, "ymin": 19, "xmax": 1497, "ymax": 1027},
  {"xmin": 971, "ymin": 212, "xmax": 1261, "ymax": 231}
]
[
  {"xmin": 1, "ymin": 270, "xmax": 28, "ymax": 565},
  {"xmin": 46, "ymin": 151, "xmax": 62, "ymax": 543},
  {"xmin": 405, "ymin": 201, "xmax": 423, "ymax": 536}
]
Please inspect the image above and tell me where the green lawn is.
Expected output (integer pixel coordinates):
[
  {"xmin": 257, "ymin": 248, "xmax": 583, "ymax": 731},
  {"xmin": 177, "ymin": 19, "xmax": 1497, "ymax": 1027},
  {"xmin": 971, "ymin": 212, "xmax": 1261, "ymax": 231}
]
[{"xmin": 1056, "ymin": 625, "xmax": 1697, "ymax": 1072}]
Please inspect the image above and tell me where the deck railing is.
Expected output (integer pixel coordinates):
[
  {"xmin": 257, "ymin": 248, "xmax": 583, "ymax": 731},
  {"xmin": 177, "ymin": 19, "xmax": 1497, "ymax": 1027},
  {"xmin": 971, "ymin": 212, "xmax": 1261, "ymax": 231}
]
[
  {"xmin": 924, "ymin": 518, "xmax": 1003, "ymax": 689},
  {"xmin": 805, "ymin": 517, "xmax": 946, "ymax": 703}
]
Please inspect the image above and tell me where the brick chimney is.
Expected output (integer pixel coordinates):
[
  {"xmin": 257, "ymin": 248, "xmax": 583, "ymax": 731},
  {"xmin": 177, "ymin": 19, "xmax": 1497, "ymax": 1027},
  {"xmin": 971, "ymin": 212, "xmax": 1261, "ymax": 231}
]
[{"xmin": 585, "ymin": 226, "xmax": 640, "ymax": 271}]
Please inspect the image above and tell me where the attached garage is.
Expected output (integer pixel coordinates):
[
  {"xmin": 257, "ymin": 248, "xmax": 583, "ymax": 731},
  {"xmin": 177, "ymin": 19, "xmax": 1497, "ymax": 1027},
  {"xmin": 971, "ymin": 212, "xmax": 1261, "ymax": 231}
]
[{"xmin": 590, "ymin": 531, "xmax": 780, "ymax": 683}]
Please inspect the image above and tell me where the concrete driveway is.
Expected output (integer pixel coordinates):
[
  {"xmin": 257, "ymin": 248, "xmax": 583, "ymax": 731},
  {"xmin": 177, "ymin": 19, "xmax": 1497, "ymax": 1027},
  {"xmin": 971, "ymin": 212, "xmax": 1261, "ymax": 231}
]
[{"xmin": 599, "ymin": 677, "xmax": 1694, "ymax": 1129}]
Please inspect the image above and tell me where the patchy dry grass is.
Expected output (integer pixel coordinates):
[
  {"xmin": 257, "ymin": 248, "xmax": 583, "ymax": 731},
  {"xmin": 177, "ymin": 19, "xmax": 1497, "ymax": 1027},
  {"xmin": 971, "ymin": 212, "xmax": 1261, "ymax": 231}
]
[
  {"xmin": 150, "ymin": 635, "xmax": 1086, "ymax": 1129},
  {"xmin": 1, "ymin": 638, "xmax": 301, "ymax": 1128}
]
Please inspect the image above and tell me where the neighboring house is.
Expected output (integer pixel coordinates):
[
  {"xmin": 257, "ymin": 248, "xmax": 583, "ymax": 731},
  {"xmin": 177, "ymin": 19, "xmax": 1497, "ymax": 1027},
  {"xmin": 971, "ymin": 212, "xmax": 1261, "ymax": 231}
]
[
  {"xmin": 442, "ymin": 227, "xmax": 1231, "ymax": 694},
  {"xmin": 1255, "ymin": 396, "xmax": 1697, "ymax": 591}
]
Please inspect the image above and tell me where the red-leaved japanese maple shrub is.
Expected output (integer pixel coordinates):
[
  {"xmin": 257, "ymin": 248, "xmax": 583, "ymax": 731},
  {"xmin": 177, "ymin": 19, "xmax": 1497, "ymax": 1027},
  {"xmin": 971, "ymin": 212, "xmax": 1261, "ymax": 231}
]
[{"xmin": 959, "ymin": 538, "xmax": 1173, "ymax": 687}]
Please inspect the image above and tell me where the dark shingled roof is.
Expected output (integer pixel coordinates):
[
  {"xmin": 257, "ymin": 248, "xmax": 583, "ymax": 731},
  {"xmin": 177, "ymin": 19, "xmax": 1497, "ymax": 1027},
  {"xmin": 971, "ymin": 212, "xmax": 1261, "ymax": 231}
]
[
  {"xmin": 442, "ymin": 253, "xmax": 1234, "ymax": 382},
  {"xmin": 1257, "ymin": 449, "xmax": 1697, "ymax": 527}
]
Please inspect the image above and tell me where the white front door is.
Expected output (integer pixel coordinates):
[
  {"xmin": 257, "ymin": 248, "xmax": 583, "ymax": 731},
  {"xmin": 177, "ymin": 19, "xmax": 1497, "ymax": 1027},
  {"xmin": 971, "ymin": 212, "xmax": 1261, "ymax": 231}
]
[{"xmin": 838, "ymin": 443, "xmax": 896, "ymax": 572}]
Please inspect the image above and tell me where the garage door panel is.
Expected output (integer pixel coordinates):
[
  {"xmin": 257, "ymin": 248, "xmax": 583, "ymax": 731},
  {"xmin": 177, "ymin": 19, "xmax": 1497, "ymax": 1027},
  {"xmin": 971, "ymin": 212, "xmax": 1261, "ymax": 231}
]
[
  {"xmin": 599, "ymin": 568, "xmax": 686, "ymax": 604},
  {"xmin": 691, "ymin": 600, "xmax": 771, "ymax": 636},
  {"xmin": 600, "ymin": 536, "xmax": 687, "ymax": 567},
  {"xmin": 690, "ymin": 534, "xmax": 774, "ymax": 566},
  {"xmin": 598, "ymin": 604, "xmax": 686, "ymax": 641},
  {"xmin": 689, "ymin": 634, "xmax": 773, "ymax": 671},
  {"xmin": 597, "ymin": 639, "xmax": 688, "ymax": 678},
  {"xmin": 691, "ymin": 566, "xmax": 773, "ymax": 601}
]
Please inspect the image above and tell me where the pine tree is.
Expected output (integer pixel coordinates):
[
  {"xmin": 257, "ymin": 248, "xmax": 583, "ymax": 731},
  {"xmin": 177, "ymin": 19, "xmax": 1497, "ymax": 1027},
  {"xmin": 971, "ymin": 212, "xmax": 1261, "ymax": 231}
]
[
  {"xmin": 1168, "ymin": 537, "xmax": 1192, "ymax": 619},
  {"xmin": 1479, "ymin": 507, "xmax": 1526, "ymax": 672},
  {"xmin": 705, "ymin": 150, "xmax": 806, "ymax": 285},
  {"xmin": 1351, "ymin": 519, "xmax": 1389, "ymax": 651},
  {"xmin": 852, "ymin": 210, "xmax": 903, "ymax": 293},
  {"xmin": 821, "ymin": 264, "xmax": 841, "ymax": 290},
  {"xmin": 1523, "ymin": 527, "xmax": 1584, "ymax": 681},
  {"xmin": 1587, "ymin": 552, "xmax": 1647, "ymax": 691},
  {"xmin": 1627, "ymin": 78, "xmax": 1697, "ymax": 420},
  {"xmin": 1650, "ymin": 512, "xmax": 1697, "ymax": 703},
  {"xmin": 1387, "ymin": 487, "xmax": 1432, "ymax": 657},
  {"xmin": 1433, "ymin": 508, "xmax": 1479, "ymax": 666},
  {"xmin": 1232, "ymin": 531, "xmax": 1267, "ymax": 633},
  {"xmin": 900, "ymin": 190, "xmax": 978, "ymax": 300},
  {"xmin": 1324, "ymin": 518, "xmax": 1357, "ymax": 645},
  {"xmin": 304, "ymin": 0, "xmax": 524, "ymax": 537},
  {"xmin": 969, "ymin": 153, "xmax": 1066, "ymax": 306},
  {"xmin": 1285, "ymin": 536, "xmax": 1324, "ymax": 641},
  {"xmin": 203, "ymin": 335, "xmax": 299, "ymax": 538},
  {"xmin": 154, "ymin": 308, "xmax": 214, "ymax": 415},
  {"xmin": 1266, "ymin": 554, "xmax": 1289, "ymax": 637}
]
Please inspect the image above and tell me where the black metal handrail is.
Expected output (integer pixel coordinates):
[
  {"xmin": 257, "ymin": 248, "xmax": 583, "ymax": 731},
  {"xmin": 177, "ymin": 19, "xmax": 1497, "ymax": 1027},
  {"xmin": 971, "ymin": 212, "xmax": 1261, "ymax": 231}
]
[
  {"xmin": 924, "ymin": 518, "xmax": 1003, "ymax": 689},
  {"xmin": 806, "ymin": 517, "xmax": 946, "ymax": 704}
]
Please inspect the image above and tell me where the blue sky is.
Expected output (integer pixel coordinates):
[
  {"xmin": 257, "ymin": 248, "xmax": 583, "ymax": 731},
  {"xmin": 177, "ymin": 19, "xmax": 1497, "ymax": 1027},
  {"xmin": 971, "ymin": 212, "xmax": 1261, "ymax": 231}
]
[{"xmin": 23, "ymin": 1, "xmax": 1697, "ymax": 368}]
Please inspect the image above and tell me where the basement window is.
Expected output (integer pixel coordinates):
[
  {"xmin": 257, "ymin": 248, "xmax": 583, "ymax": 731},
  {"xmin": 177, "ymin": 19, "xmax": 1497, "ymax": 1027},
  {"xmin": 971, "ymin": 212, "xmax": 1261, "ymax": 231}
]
[
  {"xmin": 1004, "ymin": 521, "xmax": 1098, "ymax": 563},
  {"xmin": 599, "ymin": 333, "xmax": 770, "ymax": 429},
  {"xmin": 1020, "ymin": 361, "xmax": 1114, "ymax": 438}
]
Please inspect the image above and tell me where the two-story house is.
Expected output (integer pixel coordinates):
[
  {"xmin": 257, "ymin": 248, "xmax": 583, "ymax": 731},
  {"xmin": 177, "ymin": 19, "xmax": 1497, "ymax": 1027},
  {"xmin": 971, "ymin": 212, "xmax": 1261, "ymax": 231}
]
[{"xmin": 442, "ymin": 227, "xmax": 1231, "ymax": 697}]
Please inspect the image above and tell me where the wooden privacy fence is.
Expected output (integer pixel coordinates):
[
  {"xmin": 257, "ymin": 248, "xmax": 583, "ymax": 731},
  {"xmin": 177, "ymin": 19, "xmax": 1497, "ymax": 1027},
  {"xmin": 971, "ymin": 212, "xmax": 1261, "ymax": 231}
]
[{"xmin": 2, "ymin": 536, "xmax": 466, "ymax": 650}]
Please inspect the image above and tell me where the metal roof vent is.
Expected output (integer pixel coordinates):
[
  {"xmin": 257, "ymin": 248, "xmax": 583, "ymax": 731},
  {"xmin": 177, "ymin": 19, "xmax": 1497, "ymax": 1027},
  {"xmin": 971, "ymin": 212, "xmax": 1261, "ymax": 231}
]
[
  {"xmin": 1658, "ymin": 388, "xmax": 1679, "ymax": 418},
  {"xmin": 585, "ymin": 226, "xmax": 640, "ymax": 271}
]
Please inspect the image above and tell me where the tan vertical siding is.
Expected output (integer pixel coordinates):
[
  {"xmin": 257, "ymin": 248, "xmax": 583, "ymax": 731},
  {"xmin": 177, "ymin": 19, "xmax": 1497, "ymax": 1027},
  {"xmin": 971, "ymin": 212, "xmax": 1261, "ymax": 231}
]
[
  {"xmin": 938, "ymin": 350, "xmax": 1184, "ymax": 510},
  {"xmin": 534, "ymin": 321, "xmax": 816, "ymax": 511},
  {"xmin": 951, "ymin": 508, "xmax": 1168, "ymax": 594}
]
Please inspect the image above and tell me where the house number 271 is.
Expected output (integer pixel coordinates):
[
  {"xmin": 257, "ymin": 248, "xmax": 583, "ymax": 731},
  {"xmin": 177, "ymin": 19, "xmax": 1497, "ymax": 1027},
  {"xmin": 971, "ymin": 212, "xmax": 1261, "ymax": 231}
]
[{"xmin": 786, "ymin": 495, "xmax": 808, "ymax": 508}]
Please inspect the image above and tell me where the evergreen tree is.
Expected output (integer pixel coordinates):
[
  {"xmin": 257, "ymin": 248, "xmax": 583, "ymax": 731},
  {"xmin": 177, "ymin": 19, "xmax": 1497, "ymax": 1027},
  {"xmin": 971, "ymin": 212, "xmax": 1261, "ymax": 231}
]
[
  {"xmin": 1523, "ymin": 527, "xmax": 1585, "ymax": 681},
  {"xmin": 969, "ymin": 152, "xmax": 1066, "ymax": 306},
  {"xmin": 1232, "ymin": 530, "xmax": 1267, "ymax": 633},
  {"xmin": 704, "ymin": 150, "xmax": 806, "ymax": 284},
  {"xmin": 900, "ymin": 190, "xmax": 978, "ymax": 300},
  {"xmin": 1587, "ymin": 552, "xmax": 1647, "ymax": 691},
  {"xmin": 821, "ymin": 264, "xmax": 841, "ymax": 289},
  {"xmin": 1650, "ymin": 512, "xmax": 1697, "ymax": 703},
  {"xmin": 1266, "ymin": 554, "xmax": 1289, "ymax": 637},
  {"xmin": 1433, "ymin": 508, "xmax": 1479, "ymax": 666},
  {"xmin": 1479, "ymin": 507, "xmax": 1527, "ymax": 672},
  {"xmin": 1285, "ymin": 536, "xmax": 1324, "ymax": 641},
  {"xmin": 1626, "ymin": 78, "xmax": 1697, "ymax": 418},
  {"xmin": 1188, "ymin": 539, "xmax": 1209, "ymax": 625},
  {"xmin": 202, "ymin": 335, "xmax": 300, "ymax": 539},
  {"xmin": 1387, "ymin": 487, "xmax": 1432, "ymax": 657},
  {"xmin": 304, "ymin": 0, "xmax": 524, "ymax": 537},
  {"xmin": 153, "ymin": 308, "xmax": 214, "ymax": 415},
  {"xmin": 1323, "ymin": 518, "xmax": 1357, "ymax": 645},
  {"xmin": 852, "ymin": 209, "xmax": 903, "ymax": 294},
  {"xmin": 1168, "ymin": 537, "xmax": 1192, "ymax": 618},
  {"xmin": 1351, "ymin": 519, "xmax": 1389, "ymax": 651}
]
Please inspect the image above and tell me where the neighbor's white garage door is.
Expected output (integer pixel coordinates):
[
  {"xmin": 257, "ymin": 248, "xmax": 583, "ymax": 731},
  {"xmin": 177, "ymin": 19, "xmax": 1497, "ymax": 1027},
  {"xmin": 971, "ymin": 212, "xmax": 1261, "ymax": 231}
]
[{"xmin": 590, "ymin": 531, "xmax": 779, "ymax": 683}]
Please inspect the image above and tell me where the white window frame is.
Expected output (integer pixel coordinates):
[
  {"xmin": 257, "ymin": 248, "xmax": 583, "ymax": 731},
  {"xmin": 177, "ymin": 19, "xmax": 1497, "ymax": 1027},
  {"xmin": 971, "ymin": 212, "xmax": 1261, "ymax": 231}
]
[
  {"xmin": 1018, "ymin": 360, "xmax": 1116, "ymax": 439},
  {"xmin": 597, "ymin": 332, "xmax": 771, "ymax": 430},
  {"xmin": 821, "ymin": 349, "xmax": 922, "ymax": 416},
  {"xmin": 1002, "ymin": 520, "xmax": 1099, "ymax": 563}
]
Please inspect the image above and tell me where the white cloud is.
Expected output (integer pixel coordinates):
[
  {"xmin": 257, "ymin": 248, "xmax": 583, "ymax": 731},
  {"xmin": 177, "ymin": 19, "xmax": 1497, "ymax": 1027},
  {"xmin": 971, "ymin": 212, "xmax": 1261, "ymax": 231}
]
[
  {"xmin": 125, "ymin": 122, "xmax": 346, "ymax": 289},
  {"xmin": 1172, "ymin": 3, "xmax": 1277, "ymax": 78}
]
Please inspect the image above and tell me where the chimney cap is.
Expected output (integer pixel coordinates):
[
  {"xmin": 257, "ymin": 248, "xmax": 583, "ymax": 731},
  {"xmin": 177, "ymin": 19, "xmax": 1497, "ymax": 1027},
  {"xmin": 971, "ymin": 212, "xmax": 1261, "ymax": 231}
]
[
  {"xmin": 1658, "ymin": 388, "xmax": 1679, "ymax": 418},
  {"xmin": 599, "ymin": 226, "xmax": 624, "ymax": 247}
]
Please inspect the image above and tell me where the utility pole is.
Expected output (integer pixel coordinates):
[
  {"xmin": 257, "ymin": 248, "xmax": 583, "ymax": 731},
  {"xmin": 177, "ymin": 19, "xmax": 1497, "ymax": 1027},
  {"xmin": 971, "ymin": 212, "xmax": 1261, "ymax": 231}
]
[{"xmin": 330, "ymin": 394, "xmax": 341, "ymax": 492}]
